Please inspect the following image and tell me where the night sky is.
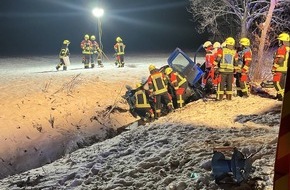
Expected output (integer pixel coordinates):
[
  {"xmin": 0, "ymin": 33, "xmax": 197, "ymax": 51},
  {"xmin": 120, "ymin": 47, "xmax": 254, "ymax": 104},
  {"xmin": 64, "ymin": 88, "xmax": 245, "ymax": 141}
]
[{"xmin": 0, "ymin": 0, "xmax": 207, "ymax": 56}]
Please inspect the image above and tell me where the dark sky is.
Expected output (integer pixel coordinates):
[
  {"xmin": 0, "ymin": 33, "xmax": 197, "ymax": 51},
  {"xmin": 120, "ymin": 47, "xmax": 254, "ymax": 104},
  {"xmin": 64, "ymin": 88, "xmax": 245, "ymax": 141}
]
[{"xmin": 0, "ymin": 0, "xmax": 207, "ymax": 56}]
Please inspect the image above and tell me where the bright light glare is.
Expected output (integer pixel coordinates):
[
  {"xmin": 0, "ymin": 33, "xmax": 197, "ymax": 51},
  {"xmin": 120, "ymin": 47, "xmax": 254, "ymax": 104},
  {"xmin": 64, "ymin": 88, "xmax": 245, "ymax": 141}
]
[{"xmin": 92, "ymin": 8, "xmax": 104, "ymax": 18}]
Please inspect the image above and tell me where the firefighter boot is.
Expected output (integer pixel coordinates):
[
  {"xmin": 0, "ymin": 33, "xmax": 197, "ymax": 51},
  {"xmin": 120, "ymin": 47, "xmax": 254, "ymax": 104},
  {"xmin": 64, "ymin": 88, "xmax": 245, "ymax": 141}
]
[
  {"xmin": 237, "ymin": 90, "xmax": 243, "ymax": 97},
  {"xmin": 217, "ymin": 94, "xmax": 223, "ymax": 101},
  {"xmin": 277, "ymin": 94, "xmax": 283, "ymax": 101},
  {"xmin": 121, "ymin": 62, "xmax": 125, "ymax": 67},
  {"xmin": 143, "ymin": 112, "xmax": 151, "ymax": 122},
  {"xmin": 63, "ymin": 66, "xmax": 67, "ymax": 71},
  {"xmin": 98, "ymin": 60, "xmax": 104, "ymax": 67},
  {"xmin": 84, "ymin": 63, "xmax": 90, "ymax": 69},
  {"xmin": 56, "ymin": 65, "xmax": 60, "ymax": 71},
  {"xmin": 242, "ymin": 92, "xmax": 249, "ymax": 98},
  {"xmin": 167, "ymin": 105, "xmax": 174, "ymax": 113},
  {"xmin": 226, "ymin": 94, "xmax": 232, "ymax": 100},
  {"xmin": 91, "ymin": 63, "xmax": 95, "ymax": 68},
  {"xmin": 155, "ymin": 111, "xmax": 161, "ymax": 119}
]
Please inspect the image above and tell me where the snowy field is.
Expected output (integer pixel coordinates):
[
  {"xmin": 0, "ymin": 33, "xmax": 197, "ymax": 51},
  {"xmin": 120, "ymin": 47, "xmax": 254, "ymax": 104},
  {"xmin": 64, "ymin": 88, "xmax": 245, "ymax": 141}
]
[{"xmin": 0, "ymin": 52, "xmax": 282, "ymax": 189}]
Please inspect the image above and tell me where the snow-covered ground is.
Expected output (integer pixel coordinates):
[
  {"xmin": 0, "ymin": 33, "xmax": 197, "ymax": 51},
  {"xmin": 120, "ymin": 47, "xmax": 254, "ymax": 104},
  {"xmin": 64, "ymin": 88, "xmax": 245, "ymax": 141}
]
[{"xmin": 0, "ymin": 52, "xmax": 281, "ymax": 189}]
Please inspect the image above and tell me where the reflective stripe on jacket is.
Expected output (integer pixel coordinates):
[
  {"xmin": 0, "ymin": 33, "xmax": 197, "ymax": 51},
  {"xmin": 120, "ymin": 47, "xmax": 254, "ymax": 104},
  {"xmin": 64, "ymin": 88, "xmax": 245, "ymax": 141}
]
[
  {"xmin": 135, "ymin": 90, "xmax": 151, "ymax": 108},
  {"xmin": 81, "ymin": 40, "xmax": 92, "ymax": 55},
  {"xmin": 274, "ymin": 45, "xmax": 289, "ymax": 72},
  {"xmin": 59, "ymin": 45, "xmax": 69, "ymax": 58},
  {"xmin": 114, "ymin": 42, "xmax": 125, "ymax": 55},
  {"xmin": 219, "ymin": 48, "xmax": 237, "ymax": 72},
  {"xmin": 148, "ymin": 72, "xmax": 167, "ymax": 95},
  {"xmin": 237, "ymin": 47, "xmax": 252, "ymax": 73},
  {"xmin": 169, "ymin": 72, "xmax": 187, "ymax": 90}
]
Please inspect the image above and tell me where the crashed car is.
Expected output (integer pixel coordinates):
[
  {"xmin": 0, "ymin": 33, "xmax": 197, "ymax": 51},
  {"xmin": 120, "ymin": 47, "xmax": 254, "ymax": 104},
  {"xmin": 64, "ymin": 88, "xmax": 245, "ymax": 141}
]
[{"xmin": 123, "ymin": 47, "xmax": 208, "ymax": 119}]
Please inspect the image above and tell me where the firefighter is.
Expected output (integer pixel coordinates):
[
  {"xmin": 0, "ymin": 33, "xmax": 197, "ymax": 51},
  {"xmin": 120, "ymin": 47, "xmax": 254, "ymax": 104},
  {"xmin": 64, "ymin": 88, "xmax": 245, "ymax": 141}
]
[
  {"xmin": 114, "ymin": 37, "xmax": 126, "ymax": 67},
  {"xmin": 201, "ymin": 41, "xmax": 216, "ymax": 90},
  {"xmin": 214, "ymin": 37, "xmax": 238, "ymax": 100},
  {"xmin": 235, "ymin": 37, "xmax": 252, "ymax": 97},
  {"xmin": 80, "ymin": 34, "xmax": 92, "ymax": 69},
  {"xmin": 272, "ymin": 32, "xmax": 290, "ymax": 101},
  {"xmin": 164, "ymin": 67, "xmax": 188, "ymax": 108},
  {"xmin": 90, "ymin": 35, "xmax": 103, "ymax": 68},
  {"xmin": 212, "ymin": 42, "xmax": 222, "ymax": 90},
  {"xmin": 147, "ymin": 64, "xmax": 173, "ymax": 119},
  {"xmin": 134, "ymin": 83, "xmax": 155, "ymax": 121},
  {"xmin": 56, "ymin": 40, "xmax": 70, "ymax": 71}
]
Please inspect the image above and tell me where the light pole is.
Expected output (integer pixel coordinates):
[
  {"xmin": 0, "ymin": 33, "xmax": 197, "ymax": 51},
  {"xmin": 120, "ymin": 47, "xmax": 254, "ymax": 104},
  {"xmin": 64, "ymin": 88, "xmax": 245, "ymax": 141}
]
[{"xmin": 92, "ymin": 8, "xmax": 104, "ymax": 50}]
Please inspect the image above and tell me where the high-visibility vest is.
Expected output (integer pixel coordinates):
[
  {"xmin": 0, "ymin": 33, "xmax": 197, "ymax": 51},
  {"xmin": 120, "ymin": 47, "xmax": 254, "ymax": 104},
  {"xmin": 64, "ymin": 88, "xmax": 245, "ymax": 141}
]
[
  {"xmin": 274, "ymin": 46, "xmax": 289, "ymax": 72},
  {"xmin": 91, "ymin": 41, "xmax": 100, "ymax": 53},
  {"xmin": 177, "ymin": 73, "xmax": 187, "ymax": 87},
  {"xmin": 274, "ymin": 51, "xmax": 290, "ymax": 190},
  {"xmin": 59, "ymin": 45, "xmax": 69, "ymax": 58},
  {"xmin": 237, "ymin": 47, "xmax": 252, "ymax": 73},
  {"xmin": 149, "ymin": 72, "xmax": 167, "ymax": 95},
  {"xmin": 115, "ymin": 42, "xmax": 125, "ymax": 55},
  {"xmin": 205, "ymin": 50, "xmax": 215, "ymax": 68},
  {"xmin": 219, "ymin": 48, "xmax": 236, "ymax": 72},
  {"xmin": 135, "ymin": 90, "xmax": 151, "ymax": 109},
  {"xmin": 81, "ymin": 40, "xmax": 92, "ymax": 55}
]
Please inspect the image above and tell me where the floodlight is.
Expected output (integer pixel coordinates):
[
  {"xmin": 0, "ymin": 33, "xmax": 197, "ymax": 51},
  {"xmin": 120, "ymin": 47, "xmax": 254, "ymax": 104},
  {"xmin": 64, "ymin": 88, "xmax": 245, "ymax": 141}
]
[{"xmin": 92, "ymin": 8, "xmax": 104, "ymax": 18}]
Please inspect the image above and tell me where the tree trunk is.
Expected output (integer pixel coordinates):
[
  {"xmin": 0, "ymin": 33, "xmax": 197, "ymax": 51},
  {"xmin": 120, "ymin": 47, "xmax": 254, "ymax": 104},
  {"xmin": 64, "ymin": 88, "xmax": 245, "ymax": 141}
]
[
  {"xmin": 240, "ymin": 0, "xmax": 249, "ymax": 38},
  {"xmin": 255, "ymin": 0, "xmax": 278, "ymax": 80}
]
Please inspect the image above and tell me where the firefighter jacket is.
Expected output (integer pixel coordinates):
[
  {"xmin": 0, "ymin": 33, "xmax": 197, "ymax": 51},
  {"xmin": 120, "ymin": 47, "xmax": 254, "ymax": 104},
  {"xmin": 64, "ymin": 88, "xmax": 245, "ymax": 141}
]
[
  {"xmin": 80, "ymin": 40, "xmax": 92, "ymax": 55},
  {"xmin": 114, "ymin": 42, "xmax": 125, "ymax": 55},
  {"xmin": 273, "ymin": 44, "xmax": 289, "ymax": 73},
  {"xmin": 59, "ymin": 44, "xmax": 70, "ymax": 59},
  {"xmin": 216, "ymin": 47, "xmax": 238, "ymax": 73},
  {"xmin": 147, "ymin": 71, "xmax": 168, "ymax": 95},
  {"xmin": 91, "ymin": 40, "xmax": 100, "ymax": 54},
  {"xmin": 236, "ymin": 47, "xmax": 252, "ymax": 74},
  {"xmin": 205, "ymin": 47, "xmax": 215, "ymax": 69},
  {"xmin": 134, "ymin": 89, "xmax": 151, "ymax": 109},
  {"xmin": 168, "ymin": 72, "xmax": 187, "ymax": 91}
]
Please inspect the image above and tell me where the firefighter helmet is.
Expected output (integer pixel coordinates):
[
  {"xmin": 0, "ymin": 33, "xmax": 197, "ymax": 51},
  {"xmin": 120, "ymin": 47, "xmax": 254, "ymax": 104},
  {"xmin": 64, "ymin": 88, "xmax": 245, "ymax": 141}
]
[
  {"xmin": 165, "ymin": 67, "xmax": 173, "ymax": 75},
  {"xmin": 213, "ymin": 42, "xmax": 221, "ymax": 49},
  {"xmin": 203, "ymin": 41, "xmax": 212, "ymax": 48},
  {"xmin": 136, "ymin": 83, "xmax": 142, "ymax": 88},
  {"xmin": 225, "ymin": 37, "xmax": 235, "ymax": 46},
  {"xmin": 239, "ymin": 38, "xmax": 250, "ymax": 46},
  {"xmin": 149, "ymin": 64, "xmax": 156, "ymax": 72},
  {"xmin": 84, "ymin": 34, "xmax": 89, "ymax": 40},
  {"xmin": 277, "ymin": 32, "xmax": 290, "ymax": 41},
  {"xmin": 116, "ymin": 37, "xmax": 122, "ymax": 42},
  {"xmin": 63, "ymin": 40, "xmax": 70, "ymax": 45},
  {"xmin": 90, "ymin": 35, "xmax": 96, "ymax": 40}
]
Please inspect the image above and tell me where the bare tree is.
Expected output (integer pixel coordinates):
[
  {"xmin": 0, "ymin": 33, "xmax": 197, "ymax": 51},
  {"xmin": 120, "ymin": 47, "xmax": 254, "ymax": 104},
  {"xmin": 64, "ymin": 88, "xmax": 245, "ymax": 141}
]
[
  {"xmin": 189, "ymin": 0, "xmax": 290, "ymax": 80},
  {"xmin": 252, "ymin": 0, "xmax": 290, "ymax": 80}
]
